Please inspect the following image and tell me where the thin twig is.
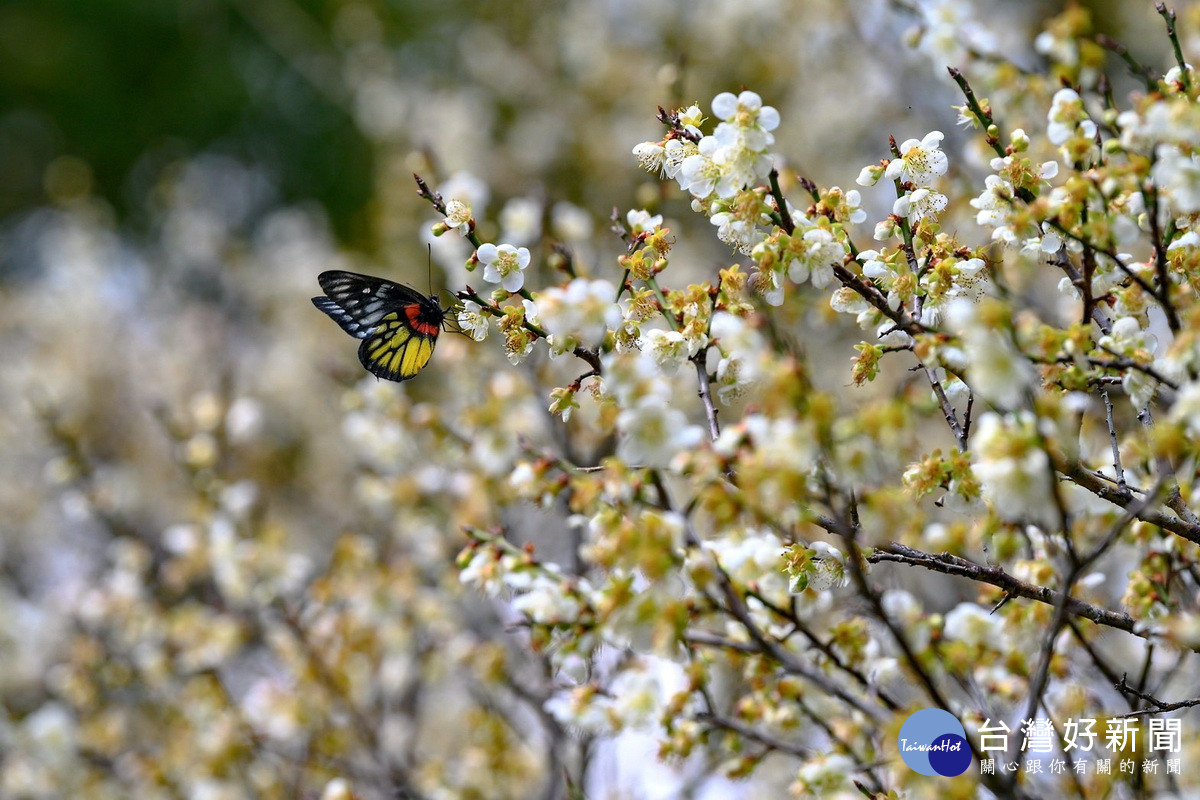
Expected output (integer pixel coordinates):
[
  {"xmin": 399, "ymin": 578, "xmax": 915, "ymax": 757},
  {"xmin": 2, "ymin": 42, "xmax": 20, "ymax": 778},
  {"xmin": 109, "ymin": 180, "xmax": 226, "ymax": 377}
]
[
  {"xmin": 923, "ymin": 366, "xmax": 966, "ymax": 450},
  {"xmin": 1144, "ymin": 178, "xmax": 1182, "ymax": 333},
  {"xmin": 1096, "ymin": 34, "xmax": 1159, "ymax": 91},
  {"xmin": 867, "ymin": 544, "xmax": 1140, "ymax": 636},
  {"xmin": 1158, "ymin": 3, "xmax": 1192, "ymax": 92},
  {"xmin": 1059, "ymin": 460, "xmax": 1200, "ymax": 545},
  {"xmin": 768, "ymin": 168, "xmax": 795, "ymax": 235},
  {"xmin": 947, "ymin": 67, "xmax": 1004, "ymax": 159},
  {"xmin": 1102, "ymin": 388, "xmax": 1127, "ymax": 493},
  {"xmin": 693, "ymin": 353, "xmax": 721, "ymax": 440}
]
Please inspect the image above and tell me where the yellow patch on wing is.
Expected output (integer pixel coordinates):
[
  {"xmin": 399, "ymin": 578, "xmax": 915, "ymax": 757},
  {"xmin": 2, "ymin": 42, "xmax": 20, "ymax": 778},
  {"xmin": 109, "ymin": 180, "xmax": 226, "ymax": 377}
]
[{"xmin": 359, "ymin": 314, "xmax": 438, "ymax": 381}]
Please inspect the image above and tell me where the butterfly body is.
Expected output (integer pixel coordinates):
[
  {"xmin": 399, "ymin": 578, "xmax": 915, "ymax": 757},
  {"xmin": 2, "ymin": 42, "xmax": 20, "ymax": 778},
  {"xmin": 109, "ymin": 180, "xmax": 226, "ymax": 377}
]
[{"xmin": 312, "ymin": 270, "xmax": 448, "ymax": 382}]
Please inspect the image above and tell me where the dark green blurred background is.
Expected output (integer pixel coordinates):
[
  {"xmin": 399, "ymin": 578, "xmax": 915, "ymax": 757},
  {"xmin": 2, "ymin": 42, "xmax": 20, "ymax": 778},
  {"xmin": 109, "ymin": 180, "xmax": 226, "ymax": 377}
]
[
  {"xmin": 0, "ymin": 0, "xmax": 386, "ymax": 241},
  {"xmin": 0, "ymin": 0, "xmax": 1169, "ymax": 254}
]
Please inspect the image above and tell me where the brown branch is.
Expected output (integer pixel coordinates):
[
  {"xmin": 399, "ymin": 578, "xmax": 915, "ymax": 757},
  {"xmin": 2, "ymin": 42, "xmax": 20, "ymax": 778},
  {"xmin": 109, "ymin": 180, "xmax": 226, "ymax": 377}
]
[
  {"xmin": 1102, "ymin": 389, "xmax": 1127, "ymax": 493},
  {"xmin": 868, "ymin": 543, "xmax": 1140, "ymax": 636},
  {"xmin": 693, "ymin": 712, "xmax": 812, "ymax": 759},
  {"xmin": 1117, "ymin": 676, "xmax": 1200, "ymax": 716},
  {"xmin": 1060, "ymin": 460, "xmax": 1200, "ymax": 545},
  {"xmin": 693, "ymin": 353, "xmax": 721, "ymax": 440},
  {"xmin": 923, "ymin": 365, "xmax": 966, "ymax": 450},
  {"xmin": 1144, "ymin": 180, "xmax": 1182, "ymax": 333}
]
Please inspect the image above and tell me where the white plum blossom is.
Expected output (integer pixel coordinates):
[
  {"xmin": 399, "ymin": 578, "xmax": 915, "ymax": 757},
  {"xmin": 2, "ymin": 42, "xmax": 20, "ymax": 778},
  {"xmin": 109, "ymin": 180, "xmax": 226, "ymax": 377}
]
[
  {"xmin": 225, "ymin": 398, "xmax": 264, "ymax": 443},
  {"xmin": 243, "ymin": 677, "xmax": 303, "ymax": 741},
  {"xmin": 1035, "ymin": 25, "xmax": 1080, "ymax": 68},
  {"xmin": 946, "ymin": 299, "xmax": 1035, "ymax": 410},
  {"xmin": 710, "ymin": 208, "xmax": 765, "ymax": 254},
  {"xmin": 856, "ymin": 164, "xmax": 884, "ymax": 187},
  {"xmin": 1164, "ymin": 63, "xmax": 1197, "ymax": 88},
  {"xmin": 907, "ymin": 0, "xmax": 999, "ymax": 69},
  {"xmin": 829, "ymin": 286, "xmax": 873, "ymax": 317},
  {"xmin": 920, "ymin": 257, "xmax": 990, "ymax": 320},
  {"xmin": 793, "ymin": 753, "xmax": 856, "ymax": 796},
  {"xmin": 617, "ymin": 397, "xmax": 704, "ymax": 468},
  {"xmin": 626, "ymin": 208, "xmax": 663, "ymax": 234},
  {"xmin": 1047, "ymin": 88, "xmax": 1097, "ymax": 146},
  {"xmin": 741, "ymin": 413, "xmax": 818, "ymax": 474},
  {"xmin": 1152, "ymin": 144, "xmax": 1200, "ymax": 215},
  {"xmin": 508, "ymin": 461, "xmax": 539, "ymax": 500},
  {"xmin": 893, "ymin": 186, "xmax": 948, "ymax": 223},
  {"xmin": 510, "ymin": 572, "xmax": 585, "ymax": 623},
  {"xmin": 714, "ymin": 352, "xmax": 753, "ymax": 404},
  {"xmin": 805, "ymin": 541, "xmax": 849, "ymax": 591},
  {"xmin": 458, "ymin": 547, "xmax": 521, "ymax": 597},
  {"xmin": 787, "ymin": 227, "xmax": 844, "ymax": 288},
  {"xmin": 840, "ymin": 188, "xmax": 868, "ymax": 224},
  {"xmin": 704, "ymin": 528, "xmax": 787, "ymax": 595},
  {"xmin": 499, "ymin": 196, "xmax": 542, "ymax": 246},
  {"xmin": 880, "ymin": 589, "xmax": 930, "ymax": 651},
  {"xmin": 1117, "ymin": 97, "xmax": 1200, "ymax": 153},
  {"xmin": 677, "ymin": 103, "xmax": 704, "ymax": 137},
  {"xmin": 971, "ymin": 174, "xmax": 1017, "ymax": 239},
  {"xmin": 1099, "ymin": 316, "xmax": 1161, "ymax": 410},
  {"xmin": 321, "ymin": 779, "xmax": 354, "ymax": 800},
  {"xmin": 477, "ymin": 243, "xmax": 531, "ymax": 292},
  {"xmin": 543, "ymin": 686, "xmax": 614, "ymax": 734},
  {"xmin": 643, "ymin": 328, "xmax": 689, "ymax": 376},
  {"xmin": 709, "ymin": 311, "xmax": 755, "ymax": 356},
  {"xmin": 678, "ymin": 135, "xmax": 735, "ymax": 199},
  {"xmin": 552, "ymin": 201, "xmax": 592, "ymax": 242},
  {"xmin": 1065, "ymin": 253, "xmax": 1128, "ymax": 299},
  {"xmin": 607, "ymin": 665, "xmax": 667, "ymax": 729},
  {"xmin": 538, "ymin": 278, "xmax": 620, "ymax": 354},
  {"xmin": 711, "ymin": 91, "xmax": 779, "ymax": 143},
  {"xmin": 19, "ymin": 702, "xmax": 77, "ymax": 771},
  {"xmin": 341, "ymin": 411, "xmax": 411, "ymax": 471},
  {"xmin": 858, "ymin": 250, "xmax": 905, "ymax": 311},
  {"xmin": 662, "ymin": 138, "xmax": 695, "ymax": 180},
  {"xmin": 632, "ymin": 140, "xmax": 666, "ymax": 174},
  {"xmin": 543, "ymin": 661, "xmax": 667, "ymax": 735},
  {"xmin": 443, "ymin": 199, "xmax": 472, "ymax": 229},
  {"xmin": 1170, "ymin": 381, "xmax": 1200, "ymax": 437},
  {"xmin": 884, "ymin": 131, "xmax": 948, "ymax": 185},
  {"xmin": 972, "ymin": 157, "xmax": 1058, "ymax": 247},
  {"xmin": 709, "ymin": 312, "xmax": 763, "ymax": 403},
  {"xmin": 1019, "ymin": 227, "xmax": 1064, "ymax": 257},
  {"xmin": 873, "ymin": 217, "xmax": 900, "ymax": 241},
  {"xmin": 456, "ymin": 300, "xmax": 489, "ymax": 341},
  {"xmin": 500, "ymin": 298, "xmax": 540, "ymax": 365},
  {"xmin": 710, "ymin": 94, "xmax": 778, "ymax": 174},
  {"xmin": 971, "ymin": 412, "xmax": 1058, "ymax": 528},
  {"xmin": 672, "ymin": 90, "xmax": 780, "ymax": 201},
  {"xmin": 943, "ymin": 602, "xmax": 1007, "ymax": 648},
  {"xmin": 601, "ymin": 348, "xmax": 665, "ymax": 408},
  {"xmin": 1099, "ymin": 316, "xmax": 1157, "ymax": 357},
  {"xmin": 438, "ymin": 170, "xmax": 489, "ymax": 213},
  {"xmin": 711, "ymin": 142, "xmax": 772, "ymax": 194}
]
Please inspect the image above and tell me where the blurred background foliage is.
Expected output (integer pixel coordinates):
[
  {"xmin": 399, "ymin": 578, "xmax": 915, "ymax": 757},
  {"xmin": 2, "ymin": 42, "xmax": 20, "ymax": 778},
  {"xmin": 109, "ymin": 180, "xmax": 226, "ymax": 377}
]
[
  {"xmin": 0, "ymin": 0, "xmax": 1195, "ymax": 797},
  {"xmin": 0, "ymin": 0, "xmax": 1175, "ymax": 245}
]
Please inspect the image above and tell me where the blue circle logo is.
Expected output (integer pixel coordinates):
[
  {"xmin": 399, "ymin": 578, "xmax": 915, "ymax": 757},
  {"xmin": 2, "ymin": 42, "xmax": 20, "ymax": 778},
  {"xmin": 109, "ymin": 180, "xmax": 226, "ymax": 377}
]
[{"xmin": 897, "ymin": 708, "xmax": 971, "ymax": 776}]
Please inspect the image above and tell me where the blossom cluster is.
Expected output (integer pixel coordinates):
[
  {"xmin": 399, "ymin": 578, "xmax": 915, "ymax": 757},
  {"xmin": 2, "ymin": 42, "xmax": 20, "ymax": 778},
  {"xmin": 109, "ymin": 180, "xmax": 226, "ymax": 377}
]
[
  {"xmin": 429, "ymin": 8, "xmax": 1200, "ymax": 800},
  {"xmin": 8, "ymin": 3, "xmax": 1200, "ymax": 800}
]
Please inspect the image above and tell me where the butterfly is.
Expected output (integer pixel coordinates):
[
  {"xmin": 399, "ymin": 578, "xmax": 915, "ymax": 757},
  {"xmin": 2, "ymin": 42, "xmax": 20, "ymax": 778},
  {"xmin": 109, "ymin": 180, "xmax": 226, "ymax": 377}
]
[{"xmin": 312, "ymin": 270, "xmax": 451, "ymax": 382}]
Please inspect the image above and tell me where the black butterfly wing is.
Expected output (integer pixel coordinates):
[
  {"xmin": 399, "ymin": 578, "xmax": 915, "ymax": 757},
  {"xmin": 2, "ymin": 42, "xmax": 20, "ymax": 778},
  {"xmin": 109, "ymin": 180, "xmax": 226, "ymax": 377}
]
[{"xmin": 312, "ymin": 270, "xmax": 429, "ymax": 338}]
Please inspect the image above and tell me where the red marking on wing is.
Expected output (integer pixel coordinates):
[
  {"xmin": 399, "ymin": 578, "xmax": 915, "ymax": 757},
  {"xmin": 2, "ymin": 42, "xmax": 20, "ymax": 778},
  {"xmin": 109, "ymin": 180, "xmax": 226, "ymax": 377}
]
[{"xmin": 405, "ymin": 303, "xmax": 441, "ymax": 337}]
